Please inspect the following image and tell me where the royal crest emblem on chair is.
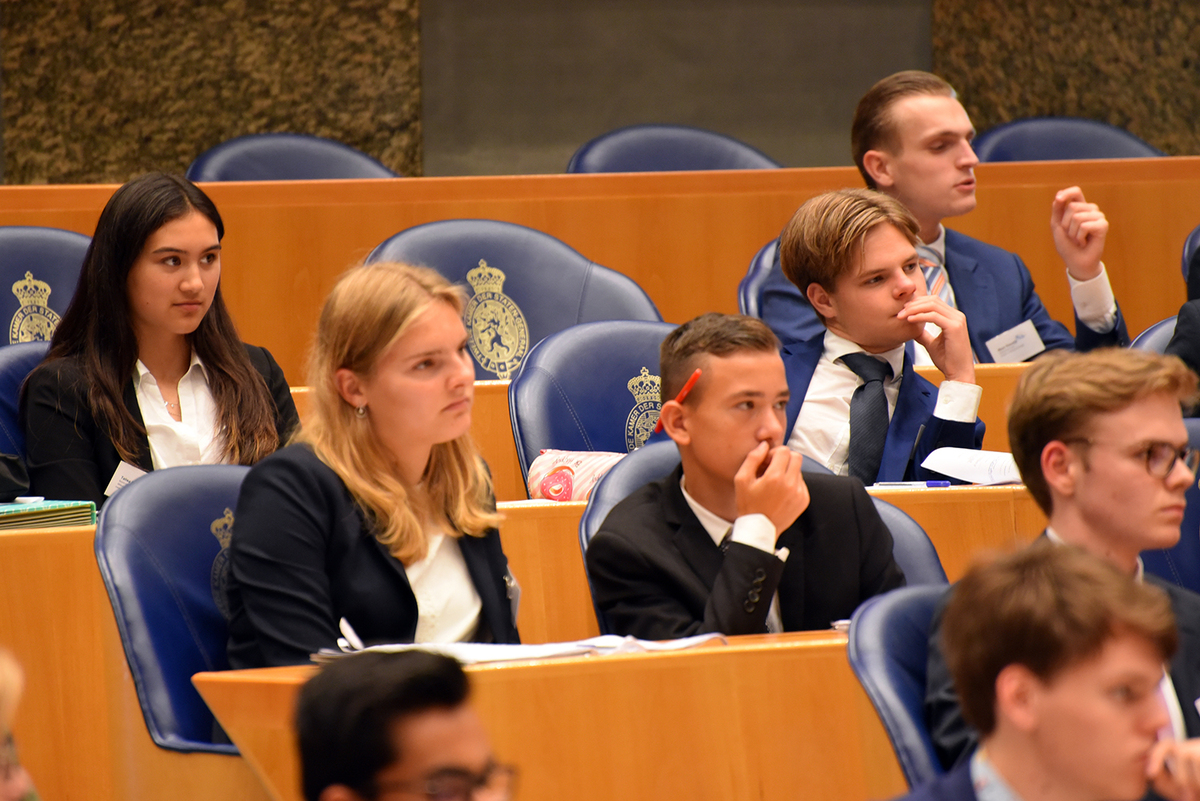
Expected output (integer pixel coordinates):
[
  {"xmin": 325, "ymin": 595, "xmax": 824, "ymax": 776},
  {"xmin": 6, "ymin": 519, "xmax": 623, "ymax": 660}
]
[
  {"xmin": 464, "ymin": 260, "xmax": 529, "ymax": 379},
  {"xmin": 10, "ymin": 272, "xmax": 60, "ymax": 343},
  {"xmin": 624, "ymin": 367, "xmax": 662, "ymax": 451}
]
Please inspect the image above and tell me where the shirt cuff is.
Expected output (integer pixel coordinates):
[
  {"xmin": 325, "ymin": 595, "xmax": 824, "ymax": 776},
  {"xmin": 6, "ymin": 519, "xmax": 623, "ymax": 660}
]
[
  {"xmin": 933, "ymin": 380, "xmax": 982, "ymax": 423},
  {"xmin": 730, "ymin": 514, "xmax": 788, "ymax": 561},
  {"xmin": 1067, "ymin": 263, "xmax": 1118, "ymax": 333}
]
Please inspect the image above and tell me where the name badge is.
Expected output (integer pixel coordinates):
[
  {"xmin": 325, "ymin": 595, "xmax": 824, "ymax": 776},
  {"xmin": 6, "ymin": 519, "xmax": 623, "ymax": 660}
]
[
  {"xmin": 104, "ymin": 461, "xmax": 148, "ymax": 497},
  {"xmin": 985, "ymin": 319, "xmax": 1046, "ymax": 363}
]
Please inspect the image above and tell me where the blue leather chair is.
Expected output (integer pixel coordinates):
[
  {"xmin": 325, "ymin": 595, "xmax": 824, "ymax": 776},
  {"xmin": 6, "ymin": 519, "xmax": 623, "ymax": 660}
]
[
  {"xmin": 972, "ymin": 117, "xmax": 1164, "ymax": 162},
  {"xmin": 1183, "ymin": 224, "xmax": 1200, "ymax": 281},
  {"xmin": 186, "ymin": 133, "xmax": 397, "ymax": 181},
  {"xmin": 1142, "ymin": 418, "xmax": 1200, "ymax": 594},
  {"xmin": 847, "ymin": 585, "xmax": 948, "ymax": 788},
  {"xmin": 737, "ymin": 239, "xmax": 778, "ymax": 318},
  {"xmin": 567, "ymin": 124, "xmax": 781, "ymax": 172},
  {"xmin": 1130, "ymin": 316, "xmax": 1177, "ymax": 353},
  {"xmin": 508, "ymin": 320, "xmax": 675, "ymax": 485},
  {"xmin": 0, "ymin": 341, "xmax": 49, "ymax": 457},
  {"xmin": 369, "ymin": 219, "xmax": 662, "ymax": 380},
  {"xmin": 93, "ymin": 465, "xmax": 250, "ymax": 753},
  {"xmin": 0, "ymin": 226, "xmax": 89, "ymax": 344},
  {"xmin": 578, "ymin": 440, "xmax": 946, "ymax": 631}
]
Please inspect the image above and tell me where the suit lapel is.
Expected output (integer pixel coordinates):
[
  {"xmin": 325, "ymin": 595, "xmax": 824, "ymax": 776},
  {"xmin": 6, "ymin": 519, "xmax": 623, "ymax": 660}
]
[
  {"xmin": 459, "ymin": 533, "xmax": 507, "ymax": 641},
  {"xmin": 1159, "ymin": 579, "xmax": 1200, "ymax": 736},
  {"xmin": 122, "ymin": 378, "xmax": 155, "ymax": 471},
  {"xmin": 943, "ymin": 231, "xmax": 995, "ymax": 363},
  {"xmin": 781, "ymin": 333, "xmax": 824, "ymax": 439},
  {"xmin": 878, "ymin": 354, "xmax": 934, "ymax": 482},
  {"xmin": 663, "ymin": 467, "xmax": 725, "ymax": 590}
]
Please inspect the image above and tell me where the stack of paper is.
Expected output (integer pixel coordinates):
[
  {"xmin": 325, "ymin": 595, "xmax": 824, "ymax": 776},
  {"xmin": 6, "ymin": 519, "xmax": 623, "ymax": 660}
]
[{"xmin": 0, "ymin": 500, "xmax": 97, "ymax": 530}]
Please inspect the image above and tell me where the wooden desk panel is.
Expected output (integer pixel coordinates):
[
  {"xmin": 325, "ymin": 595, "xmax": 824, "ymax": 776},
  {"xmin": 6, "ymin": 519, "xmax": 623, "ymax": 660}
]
[
  {"xmin": 1, "ymin": 159, "xmax": 1196, "ymax": 381},
  {"xmin": 915, "ymin": 363, "xmax": 1029, "ymax": 453},
  {"xmin": 194, "ymin": 633, "xmax": 908, "ymax": 801},
  {"xmin": 0, "ymin": 526, "xmax": 268, "ymax": 801}
]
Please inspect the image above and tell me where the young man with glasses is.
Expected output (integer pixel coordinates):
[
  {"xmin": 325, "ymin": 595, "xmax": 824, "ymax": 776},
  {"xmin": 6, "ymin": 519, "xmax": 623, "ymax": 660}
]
[
  {"xmin": 925, "ymin": 347, "xmax": 1200, "ymax": 771},
  {"xmin": 296, "ymin": 650, "xmax": 515, "ymax": 801}
]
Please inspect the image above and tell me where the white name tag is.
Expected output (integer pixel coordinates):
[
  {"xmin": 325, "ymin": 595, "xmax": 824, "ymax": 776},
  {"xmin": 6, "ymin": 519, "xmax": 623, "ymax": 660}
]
[
  {"xmin": 985, "ymin": 319, "xmax": 1046, "ymax": 363},
  {"xmin": 104, "ymin": 461, "xmax": 148, "ymax": 497}
]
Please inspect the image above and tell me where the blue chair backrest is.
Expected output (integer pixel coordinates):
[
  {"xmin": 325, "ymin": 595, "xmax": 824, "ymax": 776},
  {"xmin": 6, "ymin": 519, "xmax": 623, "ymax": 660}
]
[
  {"xmin": 93, "ymin": 465, "xmax": 250, "ymax": 754},
  {"xmin": 1143, "ymin": 418, "xmax": 1200, "ymax": 593},
  {"xmin": 0, "ymin": 341, "xmax": 50, "ymax": 457},
  {"xmin": 186, "ymin": 133, "xmax": 397, "ymax": 181},
  {"xmin": 567, "ymin": 124, "xmax": 781, "ymax": 173},
  {"xmin": 847, "ymin": 585, "xmax": 948, "ymax": 787},
  {"xmin": 871, "ymin": 499, "xmax": 947, "ymax": 585},
  {"xmin": 508, "ymin": 320, "xmax": 675, "ymax": 484},
  {"xmin": 1184, "ymin": 223, "xmax": 1200, "ymax": 281},
  {"xmin": 738, "ymin": 239, "xmax": 778, "ymax": 318},
  {"xmin": 972, "ymin": 117, "xmax": 1164, "ymax": 162},
  {"xmin": 369, "ymin": 220, "xmax": 662, "ymax": 380},
  {"xmin": 0, "ymin": 226, "xmax": 89, "ymax": 344},
  {"xmin": 1130, "ymin": 316, "xmax": 1177, "ymax": 353}
]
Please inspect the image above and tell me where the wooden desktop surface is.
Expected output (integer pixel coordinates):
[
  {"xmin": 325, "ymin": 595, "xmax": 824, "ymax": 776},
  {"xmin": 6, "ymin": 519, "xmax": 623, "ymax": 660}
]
[
  {"xmin": 0, "ymin": 159, "xmax": 1193, "ymax": 382},
  {"xmin": 194, "ymin": 631, "xmax": 908, "ymax": 801}
]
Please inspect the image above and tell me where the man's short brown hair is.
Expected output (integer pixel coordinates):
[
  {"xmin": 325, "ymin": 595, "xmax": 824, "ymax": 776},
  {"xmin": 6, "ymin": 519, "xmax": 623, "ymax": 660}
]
[
  {"xmin": 851, "ymin": 71, "xmax": 957, "ymax": 189},
  {"xmin": 1008, "ymin": 349, "xmax": 1199, "ymax": 514},
  {"xmin": 659, "ymin": 313, "xmax": 779, "ymax": 403},
  {"xmin": 778, "ymin": 188, "xmax": 919, "ymax": 325},
  {"xmin": 944, "ymin": 542, "xmax": 1177, "ymax": 738}
]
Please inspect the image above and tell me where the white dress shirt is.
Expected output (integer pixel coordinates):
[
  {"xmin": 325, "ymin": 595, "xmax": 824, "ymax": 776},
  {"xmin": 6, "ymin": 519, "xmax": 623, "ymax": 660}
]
[
  {"xmin": 911, "ymin": 225, "xmax": 1119, "ymax": 366},
  {"xmin": 788, "ymin": 330, "xmax": 981, "ymax": 477},
  {"xmin": 406, "ymin": 529, "xmax": 483, "ymax": 643},
  {"xmin": 134, "ymin": 354, "xmax": 223, "ymax": 469},
  {"xmin": 680, "ymin": 476, "xmax": 787, "ymax": 634}
]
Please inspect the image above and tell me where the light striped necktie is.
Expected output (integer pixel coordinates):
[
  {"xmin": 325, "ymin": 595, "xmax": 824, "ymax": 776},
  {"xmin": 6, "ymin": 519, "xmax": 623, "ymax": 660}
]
[{"xmin": 917, "ymin": 243, "xmax": 955, "ymax": 308}]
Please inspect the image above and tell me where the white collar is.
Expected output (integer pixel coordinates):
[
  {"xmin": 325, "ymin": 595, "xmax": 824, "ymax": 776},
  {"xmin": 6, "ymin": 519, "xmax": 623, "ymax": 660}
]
[
  {"xmin": 679, "ymin": 475, "xmax": 734, "ymax": 548},
  {"xmin": 821, "ymin": 329, "xmax": 905, "ymax": 383},
  {"xmin": 1044, "ymin": 526, "xmax": 1145, "ymax": 582}
]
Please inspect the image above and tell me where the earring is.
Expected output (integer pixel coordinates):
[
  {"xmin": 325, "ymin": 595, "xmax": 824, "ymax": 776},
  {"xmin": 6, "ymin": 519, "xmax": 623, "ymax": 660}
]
[{"xmin": 355, "ymin": 406, "xmax": 367, "ymax": 418}]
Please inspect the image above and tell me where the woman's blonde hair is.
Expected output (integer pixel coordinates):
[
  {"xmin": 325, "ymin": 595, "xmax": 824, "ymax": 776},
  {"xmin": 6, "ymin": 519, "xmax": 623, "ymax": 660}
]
[{"xmin": 298, "ymin": 262, "xmax": 501, "ymax": 564}]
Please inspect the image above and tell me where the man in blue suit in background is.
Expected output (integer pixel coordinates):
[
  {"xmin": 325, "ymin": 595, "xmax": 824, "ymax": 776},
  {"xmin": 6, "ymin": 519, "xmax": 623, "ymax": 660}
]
[
  {"xmin": 761, "ymin": 70, "xmax": 1129, "ymax": 360},
  {"xmin": 778, "ymin": 188, "xmax": 983, "ymax": 483}
]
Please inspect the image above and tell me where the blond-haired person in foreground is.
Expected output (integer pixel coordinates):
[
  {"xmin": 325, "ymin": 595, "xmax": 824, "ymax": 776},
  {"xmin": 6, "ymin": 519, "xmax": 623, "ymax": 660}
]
[
  {"xmin": 0, "ymin": 650, "xmax": 36, "ymax": 801},
  {"xmin": 225, "ymin": 263, "xmax": 519, "ymax": 669}
]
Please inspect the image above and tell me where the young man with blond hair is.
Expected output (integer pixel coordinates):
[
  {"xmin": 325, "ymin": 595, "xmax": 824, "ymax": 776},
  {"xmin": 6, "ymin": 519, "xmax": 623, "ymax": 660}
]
[
  {"xmin": 586, "ymin": 312, "xmax": 904, "ymax": 639},
  {"xmin": 925, "ymin": 348, "xmax": 1200, "ymax": 776},
  {"xmin": 761, "ymin": 70, "xmax": 1128, "ymax": 359},
  {"xmin": 778, "ymin": 188, "xmax": 983, "ymax": 484},
  {"xmin": 900, "ymin": 543, "xmax": 1200, "ymax": 801}
]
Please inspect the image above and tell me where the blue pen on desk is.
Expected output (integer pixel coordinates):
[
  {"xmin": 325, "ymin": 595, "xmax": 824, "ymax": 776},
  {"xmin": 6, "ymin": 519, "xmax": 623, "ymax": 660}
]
[{"xmin": 874, "ymin": 480, "xmax": 951, "ymax": 488}]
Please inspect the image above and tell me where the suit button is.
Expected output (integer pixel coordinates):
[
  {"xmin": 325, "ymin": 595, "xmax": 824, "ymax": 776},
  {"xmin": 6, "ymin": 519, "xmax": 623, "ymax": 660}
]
[
  {"xmin": 744, "ymin": 600, "xmax": 756, "ymax": 612},
  {"xmin": 754, "ymin": 568, "xmax": 766, "ymax": 580},
  {"xmin": 748, "ymin": 589, "xmax": 761, "ymax": 603}
]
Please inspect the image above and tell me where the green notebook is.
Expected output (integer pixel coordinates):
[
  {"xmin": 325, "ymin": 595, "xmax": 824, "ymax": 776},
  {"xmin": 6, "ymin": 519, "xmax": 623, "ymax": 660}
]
[{"xmin": 0, "ymin": 500, "xmax": 97, "ymax": 529}]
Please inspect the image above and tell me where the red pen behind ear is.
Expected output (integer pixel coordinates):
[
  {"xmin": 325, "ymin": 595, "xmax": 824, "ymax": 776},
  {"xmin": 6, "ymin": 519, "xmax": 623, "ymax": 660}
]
[{"xmin": 652, "ymin": 368, "xmax": 702, "ymax": 434}]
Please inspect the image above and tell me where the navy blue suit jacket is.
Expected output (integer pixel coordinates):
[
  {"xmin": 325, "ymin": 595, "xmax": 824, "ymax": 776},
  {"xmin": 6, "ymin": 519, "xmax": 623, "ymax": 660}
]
[
  {"xmin": 759, "ymin": 229, "xmax": 1129, "ymax": 355},
  {"xmin": 890, "ymin": 764, "xmax": 973, "ymax": 801},
  {"xmin": 781, "ymin": 333, "xmax": 985, "ymax": 482}
]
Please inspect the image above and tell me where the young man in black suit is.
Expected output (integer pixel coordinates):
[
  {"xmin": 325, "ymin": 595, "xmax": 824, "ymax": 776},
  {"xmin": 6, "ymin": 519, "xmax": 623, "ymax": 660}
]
[
  {"xmin": 585, "ymin": 312, "xmax": 905, "ymax": 639},
  {"xmin": 926, "ymin": 348, "xmax": 1200, "ymax": 773},
  {"xmin": 900, "ymin": 544, "xmax": 1199, "ymax": 801}
]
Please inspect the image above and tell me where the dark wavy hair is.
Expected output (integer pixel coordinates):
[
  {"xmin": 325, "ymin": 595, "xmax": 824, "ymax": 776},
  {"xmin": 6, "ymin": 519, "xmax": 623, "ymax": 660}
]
[{"xmin": 42, "ymin": 172, "xmax": 279, "ymax": 465}]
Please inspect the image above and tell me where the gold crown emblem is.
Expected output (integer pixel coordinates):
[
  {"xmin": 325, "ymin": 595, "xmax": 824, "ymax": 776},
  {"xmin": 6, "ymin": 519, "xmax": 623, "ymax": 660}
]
[
  {"xmin": 465, "ymin": 260, "xmax": 506, "ymax": 294},
  {"xmin": 210, "ymin": 508, "xmax": 234, "ymax": 549},
  {"xmin": 12, "ymin": 272, "xmax": 51, "ymax": 307},
  {"xmin": 627, "ymin": 367, "xmax": 661, "ymax": 404}
]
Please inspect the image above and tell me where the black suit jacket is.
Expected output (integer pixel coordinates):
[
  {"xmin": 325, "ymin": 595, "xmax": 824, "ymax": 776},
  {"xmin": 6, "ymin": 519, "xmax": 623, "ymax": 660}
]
[
  {"xmin": 585, "ymin": 465, "xmax": 906, "ymax": 639},
  {"xmin": 924, "ymin": 571, "xmax": 1200, "ymax": 771},
  {"xmin": 22, "ymin": 344, "xmax": 299, "ymax": 508},
  {"xmin": 1167, "ymin": 299, "xmax": 1200, "ymax": 389},
  {"xmin": 225, "ymin": 444, "xmax": 520, "ymax": 669}
]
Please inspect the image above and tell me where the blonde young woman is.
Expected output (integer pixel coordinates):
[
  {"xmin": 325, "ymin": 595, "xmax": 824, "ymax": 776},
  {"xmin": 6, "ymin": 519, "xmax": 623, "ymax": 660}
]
[{"xmin": 225, "ymin": 263, "xmax": 519, "ymax": 668}]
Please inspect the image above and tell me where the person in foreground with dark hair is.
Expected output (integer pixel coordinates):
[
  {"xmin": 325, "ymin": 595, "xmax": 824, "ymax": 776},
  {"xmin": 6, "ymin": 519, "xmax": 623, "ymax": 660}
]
[
  {"xmin": 924, "ymin": 348, "xmax": 1200, "ymax": 778},
  {"xmin": 586, "ymin": 312, "xmax": 903, "ymax": 639},
  {"xmin": 897, "ymin": 543, "xmax": 1200, "ymax": 801},
  {"xmin": 296, "ymin": 650, "xmax": 514, "ymax": 801},
  {"xmin": 21, "ymin": 172, "xmax": 298, "ymax": 507},
  {"xmin": 760, "ymin": 70, "xmax": 1128, "ymax": 358}
]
